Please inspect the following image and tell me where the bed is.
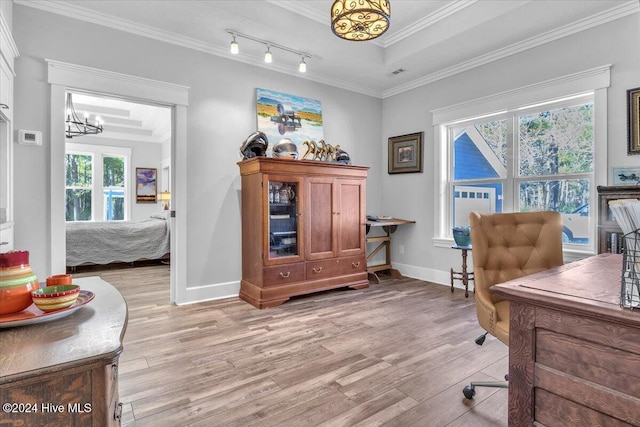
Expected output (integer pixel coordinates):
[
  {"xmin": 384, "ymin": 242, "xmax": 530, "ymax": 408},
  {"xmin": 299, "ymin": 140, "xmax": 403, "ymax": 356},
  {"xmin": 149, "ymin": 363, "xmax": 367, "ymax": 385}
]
[{"xmin": 66, "ymin": 214, "xmax": 170, "ymax": 267}]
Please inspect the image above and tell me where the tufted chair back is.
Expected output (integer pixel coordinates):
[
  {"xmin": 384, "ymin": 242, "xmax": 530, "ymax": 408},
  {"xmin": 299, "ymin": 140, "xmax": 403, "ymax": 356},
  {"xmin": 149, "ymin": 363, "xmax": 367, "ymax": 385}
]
[{"xmin": 469, "ymin": 211, "xmax": 564, "ymax": 345}]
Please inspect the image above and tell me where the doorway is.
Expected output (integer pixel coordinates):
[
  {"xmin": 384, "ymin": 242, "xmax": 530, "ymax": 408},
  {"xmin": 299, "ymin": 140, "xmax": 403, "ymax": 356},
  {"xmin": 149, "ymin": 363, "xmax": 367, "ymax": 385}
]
[
  {"xmin": 64, "ymin": 91, "xmax": 172, "ymax": 273},
  {"xmin": 48, "ymin": 59, "xmax": 189, "ymax": 304}
]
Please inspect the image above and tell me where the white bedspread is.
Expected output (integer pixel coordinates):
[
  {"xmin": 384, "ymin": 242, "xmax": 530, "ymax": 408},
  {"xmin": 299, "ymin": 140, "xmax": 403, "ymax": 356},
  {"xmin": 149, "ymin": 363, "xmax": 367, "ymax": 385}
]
[{"xmin": 66, "ymin": 216, "xmax": 170, "ymax": 266}]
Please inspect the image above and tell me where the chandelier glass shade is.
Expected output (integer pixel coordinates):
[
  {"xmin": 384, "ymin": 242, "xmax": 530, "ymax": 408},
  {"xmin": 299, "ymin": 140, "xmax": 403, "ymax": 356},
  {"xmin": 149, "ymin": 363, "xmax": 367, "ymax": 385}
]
[
  {"xmin": 331, "ymin": 0, "xmax": 390, "ymax": 41},
  {"xmin": 65, "ymin": 93, "xmax": 103, "ymax": 138}
]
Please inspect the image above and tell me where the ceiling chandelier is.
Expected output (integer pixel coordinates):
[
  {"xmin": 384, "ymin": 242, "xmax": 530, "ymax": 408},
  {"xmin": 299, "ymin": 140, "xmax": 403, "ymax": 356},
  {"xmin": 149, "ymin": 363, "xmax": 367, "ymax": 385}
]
[
  {"xmin": 65, "ymin": 92, "xmax": 103, "ymax": 138},
  {"xmin": 331, "ymin": 0, "xmax": 390, "ymax": 41}
]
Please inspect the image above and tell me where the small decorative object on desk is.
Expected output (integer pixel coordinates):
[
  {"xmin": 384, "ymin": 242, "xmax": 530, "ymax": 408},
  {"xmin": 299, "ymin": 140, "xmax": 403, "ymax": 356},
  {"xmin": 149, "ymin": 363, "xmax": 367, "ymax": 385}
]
[
  {"xmin": 608, "ymin": 199, "xmax": 640, "ymax": 308},
  {"xmin": 452, "ymin": 226, "xmax": 471, "ymax": 247}
]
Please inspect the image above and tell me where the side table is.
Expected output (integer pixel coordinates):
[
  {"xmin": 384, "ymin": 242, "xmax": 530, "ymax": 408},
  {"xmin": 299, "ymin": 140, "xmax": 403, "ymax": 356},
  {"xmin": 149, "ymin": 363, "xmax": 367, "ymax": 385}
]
[
  {"xmin": 365, "ymin": 218, "xmax": 415, "ymax": 283},
  {"xmin": 450, "ymin": 244, "xmax": 474, "ymax": 297}
]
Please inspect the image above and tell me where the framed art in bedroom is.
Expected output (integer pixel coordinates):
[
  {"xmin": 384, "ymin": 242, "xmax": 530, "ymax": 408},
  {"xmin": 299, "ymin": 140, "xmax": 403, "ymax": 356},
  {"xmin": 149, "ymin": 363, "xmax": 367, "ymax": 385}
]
[{"xmin": 136, "ymin": 167, "xmax": 157, "ymax": 202}]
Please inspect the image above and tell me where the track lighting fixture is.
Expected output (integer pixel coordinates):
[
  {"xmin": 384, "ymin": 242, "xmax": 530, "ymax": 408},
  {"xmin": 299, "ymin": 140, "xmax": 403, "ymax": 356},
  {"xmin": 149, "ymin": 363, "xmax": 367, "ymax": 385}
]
[
  {"xmin": 226, "ymin": 30, "xmax": 311, "ymax": 73},
  {"xmin": 264, "ymin": 46, "xmax": 272, "ymax": 63},
  {"xmin": 230, "ymin": 35, "xmax": 239, "ymax": 54}
]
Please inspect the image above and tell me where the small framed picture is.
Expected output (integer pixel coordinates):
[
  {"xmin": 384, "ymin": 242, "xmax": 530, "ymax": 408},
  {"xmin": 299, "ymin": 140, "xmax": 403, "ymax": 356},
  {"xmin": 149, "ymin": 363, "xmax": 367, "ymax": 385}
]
[
  {"xmin": 388, "ymin": 132, "xmax": 423, "ymax": 174},
  {"xmin": 627, "ymin": 87, "xmax": 640, "ymax": 155},
  {"xmin": 612, "ymin": 167, "xmax": 640, "ymax": 185},
  {"xmin": 136, "ymin": 167, "xmax": 157, "ymax": 202}
]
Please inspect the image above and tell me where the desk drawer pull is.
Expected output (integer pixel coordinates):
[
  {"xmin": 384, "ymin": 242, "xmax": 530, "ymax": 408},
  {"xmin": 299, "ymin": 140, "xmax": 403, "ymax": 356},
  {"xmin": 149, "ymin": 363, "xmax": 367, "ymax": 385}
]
[
  {"xmin": 352, "ymin": 262, "xmax": 361, "ymax": 268},
  {"xmin": 312, "ymin": 267, "xmax": 323, "ymax": 274},
  {"xmin": 279, "ymin": 271, "xmax": 291, "ymax": 278}
]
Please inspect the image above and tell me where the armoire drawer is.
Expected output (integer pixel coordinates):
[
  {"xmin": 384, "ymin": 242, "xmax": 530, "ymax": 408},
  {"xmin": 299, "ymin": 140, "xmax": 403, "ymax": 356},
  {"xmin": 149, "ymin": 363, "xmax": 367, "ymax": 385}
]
[
  {"xmin": 306, "ymin": 256, "xmax": 365, "ymax": 279},
  {"xmin": 263, "ymin": 263, "xmax": 305, "ymax": 286}
]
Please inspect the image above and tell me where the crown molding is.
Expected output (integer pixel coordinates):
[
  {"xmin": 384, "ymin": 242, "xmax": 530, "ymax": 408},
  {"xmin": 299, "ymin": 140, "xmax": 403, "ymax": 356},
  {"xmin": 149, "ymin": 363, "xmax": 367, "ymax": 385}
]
[
  {"xmin": 383, "ymin": 0, "xmax": 639, "ymax": 99},
  {"xmin": 17, "ymin": 0, "xmax": 639, "ymax": 100},
  {"xmin": 381, "ymin": 0, "xmax": 477, "ymax": 47}
]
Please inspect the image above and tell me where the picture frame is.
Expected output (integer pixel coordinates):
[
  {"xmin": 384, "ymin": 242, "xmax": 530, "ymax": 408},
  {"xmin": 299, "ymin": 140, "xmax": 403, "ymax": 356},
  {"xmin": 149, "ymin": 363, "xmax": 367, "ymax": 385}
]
[
  {"xmin": 136, "ymin": 167, "xmax": 157, "ymax": 203},
  {"xmin": 612, "ymin": 167, "xmax": 640, "ymax": 185},
  {"xmin": 627, "ymin": 87, "xmax": 640, "ymax": 155},
  {"xmin": 388, "ymin": 132, "xmax": 423, "ymax": 174}
]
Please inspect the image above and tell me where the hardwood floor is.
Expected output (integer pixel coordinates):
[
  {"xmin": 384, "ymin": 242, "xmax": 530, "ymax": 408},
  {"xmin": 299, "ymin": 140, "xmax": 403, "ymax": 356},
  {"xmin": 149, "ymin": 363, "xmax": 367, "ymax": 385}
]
[{"xmin": 74, "ymin": 266, "xmax": 508, "ymax": 427}]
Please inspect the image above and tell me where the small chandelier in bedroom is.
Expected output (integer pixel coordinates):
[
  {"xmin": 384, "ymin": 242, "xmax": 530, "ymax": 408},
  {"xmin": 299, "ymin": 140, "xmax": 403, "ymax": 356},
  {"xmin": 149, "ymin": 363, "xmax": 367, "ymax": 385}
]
[
  {"xmin": 331, "ymin": 0, "xmax": 390, "ymax": 41},
  {"xmin": 65, "ymin": 92, "xmax": 104, "ymax": 138}
]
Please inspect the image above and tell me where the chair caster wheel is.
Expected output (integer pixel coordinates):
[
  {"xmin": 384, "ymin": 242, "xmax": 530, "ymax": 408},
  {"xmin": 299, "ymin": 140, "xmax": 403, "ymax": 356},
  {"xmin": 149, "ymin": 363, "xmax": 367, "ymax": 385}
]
[
  {"xmin": 463, "ymin": 386, "xmax": 475, "ymax": 399},
  {"xmin": 475, "ymin": 332, "xmax": 487, "ymax": 346}
]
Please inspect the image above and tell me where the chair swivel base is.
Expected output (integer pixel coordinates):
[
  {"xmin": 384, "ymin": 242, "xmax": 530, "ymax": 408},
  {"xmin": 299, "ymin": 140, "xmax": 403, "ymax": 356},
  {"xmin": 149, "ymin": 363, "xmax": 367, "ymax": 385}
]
[{"xmin": 463, "ymin": 378, "xmax": 508, "ymax": 399}]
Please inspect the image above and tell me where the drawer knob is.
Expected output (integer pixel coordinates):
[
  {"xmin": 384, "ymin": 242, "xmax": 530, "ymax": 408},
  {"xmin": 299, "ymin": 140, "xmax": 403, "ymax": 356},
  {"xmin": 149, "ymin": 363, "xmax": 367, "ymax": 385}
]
[
  {"xmin": 352, "ymin": 262, "xmax": 360, "ymax": 268},
  {"xmin": 312, "ymin": 267, "xmax": 323, "ymax": 274},
  {"xmin": 279, "ymin": 271, "xmax": 291, "ymax": 278},
  {"xmin": 0, "ymin": 242, "xmax": 8, "ymax": 246}
]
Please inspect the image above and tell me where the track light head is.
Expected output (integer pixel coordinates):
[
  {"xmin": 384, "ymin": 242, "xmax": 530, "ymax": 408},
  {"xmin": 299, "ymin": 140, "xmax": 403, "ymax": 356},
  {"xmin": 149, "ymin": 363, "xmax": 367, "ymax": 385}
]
[{"xmin": 230, "ymin": 36, "xmax": 239, "ymax": 54}]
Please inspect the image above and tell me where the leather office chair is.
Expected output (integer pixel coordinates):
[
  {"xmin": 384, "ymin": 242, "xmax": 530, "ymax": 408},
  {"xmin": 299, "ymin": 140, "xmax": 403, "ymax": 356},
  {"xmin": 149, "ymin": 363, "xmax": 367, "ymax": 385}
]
[{"xmin": 462, "ymin": 211, "xmax": 564, "ymax": 399}]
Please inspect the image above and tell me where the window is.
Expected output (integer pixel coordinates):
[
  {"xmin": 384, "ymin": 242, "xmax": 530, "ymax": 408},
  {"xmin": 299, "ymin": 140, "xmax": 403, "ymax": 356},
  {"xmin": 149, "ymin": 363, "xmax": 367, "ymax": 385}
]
[
  {"xmin": 65, "ymin": 153, "xmax": 93, "ymax": 221},
  {"xmin": 66, "ymin": 143, "xmax": 131, "ymax": 222},
  {"xmin": 433, "ymin": 66, "xmax": 609, "ymax": 255}
]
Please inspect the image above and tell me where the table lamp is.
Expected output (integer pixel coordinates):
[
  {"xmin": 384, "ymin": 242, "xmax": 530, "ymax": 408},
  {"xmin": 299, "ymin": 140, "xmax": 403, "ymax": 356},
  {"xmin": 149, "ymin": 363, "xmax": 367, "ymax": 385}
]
[{"xmin": 158, "ymin": 191, "xmax": 171, "ymax": 210}]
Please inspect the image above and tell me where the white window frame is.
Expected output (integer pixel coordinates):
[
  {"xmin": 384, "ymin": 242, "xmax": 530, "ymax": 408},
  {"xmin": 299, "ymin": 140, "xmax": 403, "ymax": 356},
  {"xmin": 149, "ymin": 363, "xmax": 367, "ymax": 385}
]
[
  {"xmin": 66, "ymin": 142, "xmax": 132, "ymax": 221},
  {"xmin": 432, "ymin": 65, "xmax": 610, "ymax": 259}
]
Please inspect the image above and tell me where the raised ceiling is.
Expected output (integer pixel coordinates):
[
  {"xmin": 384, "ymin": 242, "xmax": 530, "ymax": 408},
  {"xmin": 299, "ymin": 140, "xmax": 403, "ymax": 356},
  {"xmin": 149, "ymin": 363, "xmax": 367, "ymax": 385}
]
[{"xmin": 19, "ymin": 0, "xmax": 639, "ymax": 99}]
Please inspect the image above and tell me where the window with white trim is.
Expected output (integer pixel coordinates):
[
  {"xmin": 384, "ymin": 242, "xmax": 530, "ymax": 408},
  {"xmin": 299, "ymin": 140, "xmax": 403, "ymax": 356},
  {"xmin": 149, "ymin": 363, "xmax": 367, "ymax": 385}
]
[
  {"xmin": 65, "ymin": 143, "xmax": 131, "ymax": 222},
  {"xmin": 433, "ymin": 66, "xmax": 609, "ymax": 255}
]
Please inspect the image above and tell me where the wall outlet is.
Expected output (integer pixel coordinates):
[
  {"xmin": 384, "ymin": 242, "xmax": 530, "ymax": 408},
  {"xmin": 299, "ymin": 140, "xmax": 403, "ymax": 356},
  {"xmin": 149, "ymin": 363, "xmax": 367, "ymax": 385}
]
[{"xmin": 399, "ymin": 245, "xmax": 404, "ymax": 254}]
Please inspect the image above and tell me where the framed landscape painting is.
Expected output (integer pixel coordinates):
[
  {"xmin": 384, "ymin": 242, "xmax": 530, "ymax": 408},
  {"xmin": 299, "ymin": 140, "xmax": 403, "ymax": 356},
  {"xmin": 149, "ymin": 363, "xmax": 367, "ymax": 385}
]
[
  {"xmin": 388, "ymin": 132, "xmax": 423, "ymax": 174},
  {"xmin": 136, "ymin": 167, "xmax": 157, "ymax": 203},
  {"xmin": 256, "ymin": 88, "xmax": 323, "ymax": 157}
]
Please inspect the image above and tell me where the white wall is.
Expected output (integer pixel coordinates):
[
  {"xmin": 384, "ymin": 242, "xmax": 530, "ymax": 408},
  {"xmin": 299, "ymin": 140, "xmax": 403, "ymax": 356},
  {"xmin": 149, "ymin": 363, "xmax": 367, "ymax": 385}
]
[
  {"xmin": 11, "ymin": 5, "xmax": 383, "ymax": 296},
  {"xmin": 381, "ymin": 13, "xmax": 640, "ymax": 285}
]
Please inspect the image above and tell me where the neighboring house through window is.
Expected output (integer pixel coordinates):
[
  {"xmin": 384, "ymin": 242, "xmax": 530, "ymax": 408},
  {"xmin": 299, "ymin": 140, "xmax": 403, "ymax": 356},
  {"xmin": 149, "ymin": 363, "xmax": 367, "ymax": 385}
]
[
  {"xmin": 433, "ymin": 66, "xmax": 610, "ymax": 257},
  {"xmin": 66, "ymin": 143, "xmax": 131, "ymax": 222}
]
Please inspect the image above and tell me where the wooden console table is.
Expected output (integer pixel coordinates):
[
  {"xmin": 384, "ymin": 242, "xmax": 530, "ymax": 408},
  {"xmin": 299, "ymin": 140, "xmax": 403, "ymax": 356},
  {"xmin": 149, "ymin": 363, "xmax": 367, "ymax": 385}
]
[
  {"xmin": 492, "ymin": 254, "xmax": 640, "ymax": 426},
  {"xmin": 365, "ymin": 218, "xmax": 415, "ymax": 283},
  {"xmin": 0, "ymin": 277, "xmax": 128, "ymax": 426}
]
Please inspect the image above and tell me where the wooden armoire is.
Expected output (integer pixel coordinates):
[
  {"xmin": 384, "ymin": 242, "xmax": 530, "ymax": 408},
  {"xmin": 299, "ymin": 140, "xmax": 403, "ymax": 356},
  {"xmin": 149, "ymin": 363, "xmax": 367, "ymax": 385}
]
[{"xmin": 238, "ymin": 157, "xmax": 369, "ymax": 308}]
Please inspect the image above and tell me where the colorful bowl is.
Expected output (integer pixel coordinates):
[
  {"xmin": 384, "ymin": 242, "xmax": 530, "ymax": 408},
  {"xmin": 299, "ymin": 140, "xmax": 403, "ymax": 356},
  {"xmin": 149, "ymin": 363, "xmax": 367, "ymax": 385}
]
[
  {"xmin": 31, "ymin": 285, "xmax": 80, "ymax": 312},
  {"xmin": 0, "ymin": 250, "xmax": 40, "ymax": 315}
]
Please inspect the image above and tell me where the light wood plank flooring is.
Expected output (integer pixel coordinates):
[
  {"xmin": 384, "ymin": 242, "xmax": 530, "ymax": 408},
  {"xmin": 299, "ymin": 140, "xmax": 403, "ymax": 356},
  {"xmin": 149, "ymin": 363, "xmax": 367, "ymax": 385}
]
[{"xmin": 75, "ymin": 266, "xmax": 508, "ymax": 426}]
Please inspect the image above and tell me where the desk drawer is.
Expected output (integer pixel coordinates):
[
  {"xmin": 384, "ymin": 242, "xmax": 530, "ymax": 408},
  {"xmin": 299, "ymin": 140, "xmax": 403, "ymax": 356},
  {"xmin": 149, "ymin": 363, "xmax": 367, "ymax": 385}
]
[
  {"xmin": 306, "ymin": 256, "xmax": 366, "ymax": 279},
  {"xmin": 263, "ymin": 263, "xmax": 305, "ymax": 286}
]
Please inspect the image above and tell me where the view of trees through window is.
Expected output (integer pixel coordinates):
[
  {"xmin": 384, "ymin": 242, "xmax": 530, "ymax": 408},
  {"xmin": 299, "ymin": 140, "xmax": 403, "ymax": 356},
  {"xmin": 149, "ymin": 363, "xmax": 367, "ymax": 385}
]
[
  {"xmin": 451, "ymin": 98, "xmax": 594, "ymax": 245},
  {"xmin": 66, "ymin": 153, "xmax": 126, "ymax": 221},
  {"xmin": 66, "ymin": 154, "xmax": 92, "ymax": 221}
]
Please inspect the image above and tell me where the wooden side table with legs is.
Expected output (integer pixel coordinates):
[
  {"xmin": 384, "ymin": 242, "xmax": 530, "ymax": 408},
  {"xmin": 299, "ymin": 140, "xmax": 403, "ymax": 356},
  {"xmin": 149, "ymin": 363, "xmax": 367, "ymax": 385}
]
[{"xmin": 450, "ymin": 244, "xmax": 474, "ymax": 297}]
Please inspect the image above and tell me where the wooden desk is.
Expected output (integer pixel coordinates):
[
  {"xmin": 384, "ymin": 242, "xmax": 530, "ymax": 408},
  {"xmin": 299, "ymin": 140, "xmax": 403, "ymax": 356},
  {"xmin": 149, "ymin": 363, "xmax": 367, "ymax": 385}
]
[
  {"xmin": 492, "ymin": 254, "xmax": 640, "ymax": 426},
  {"xmin": 365, "ymin": 218, "xmax": 415, "ymax": 283},
  {"xmin": 0, "ymin": 277, "xmax": 128, "ymax": 426}
]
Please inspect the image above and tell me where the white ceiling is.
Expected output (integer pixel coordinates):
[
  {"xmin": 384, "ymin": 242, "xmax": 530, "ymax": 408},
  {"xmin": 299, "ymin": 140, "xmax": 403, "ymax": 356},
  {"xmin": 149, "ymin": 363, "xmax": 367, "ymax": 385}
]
[
  {"xmin": 69, "ymin": 92, "xmax": 171, "ymax": 144},
  {"xmin": 23, "ymin": 0, "xmax": 639, "ymax": 141},
  {"xmin": 19, "ymin": 0, "xmax": 638, "ymax": 99}
]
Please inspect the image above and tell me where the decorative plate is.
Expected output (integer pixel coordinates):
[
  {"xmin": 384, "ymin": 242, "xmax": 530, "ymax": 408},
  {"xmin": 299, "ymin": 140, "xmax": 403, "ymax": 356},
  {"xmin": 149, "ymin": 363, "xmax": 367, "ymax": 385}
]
[{"xmin": 0, "ymin": 290, "xmax": 95, "ymax": 328}]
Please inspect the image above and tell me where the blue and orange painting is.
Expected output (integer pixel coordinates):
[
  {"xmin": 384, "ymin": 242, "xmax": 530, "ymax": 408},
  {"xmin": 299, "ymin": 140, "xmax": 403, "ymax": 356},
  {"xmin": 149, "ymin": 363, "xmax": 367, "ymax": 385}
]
[{"xmin": 256, "ymin": 88, "xmax": 323, "ymax": 156}]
